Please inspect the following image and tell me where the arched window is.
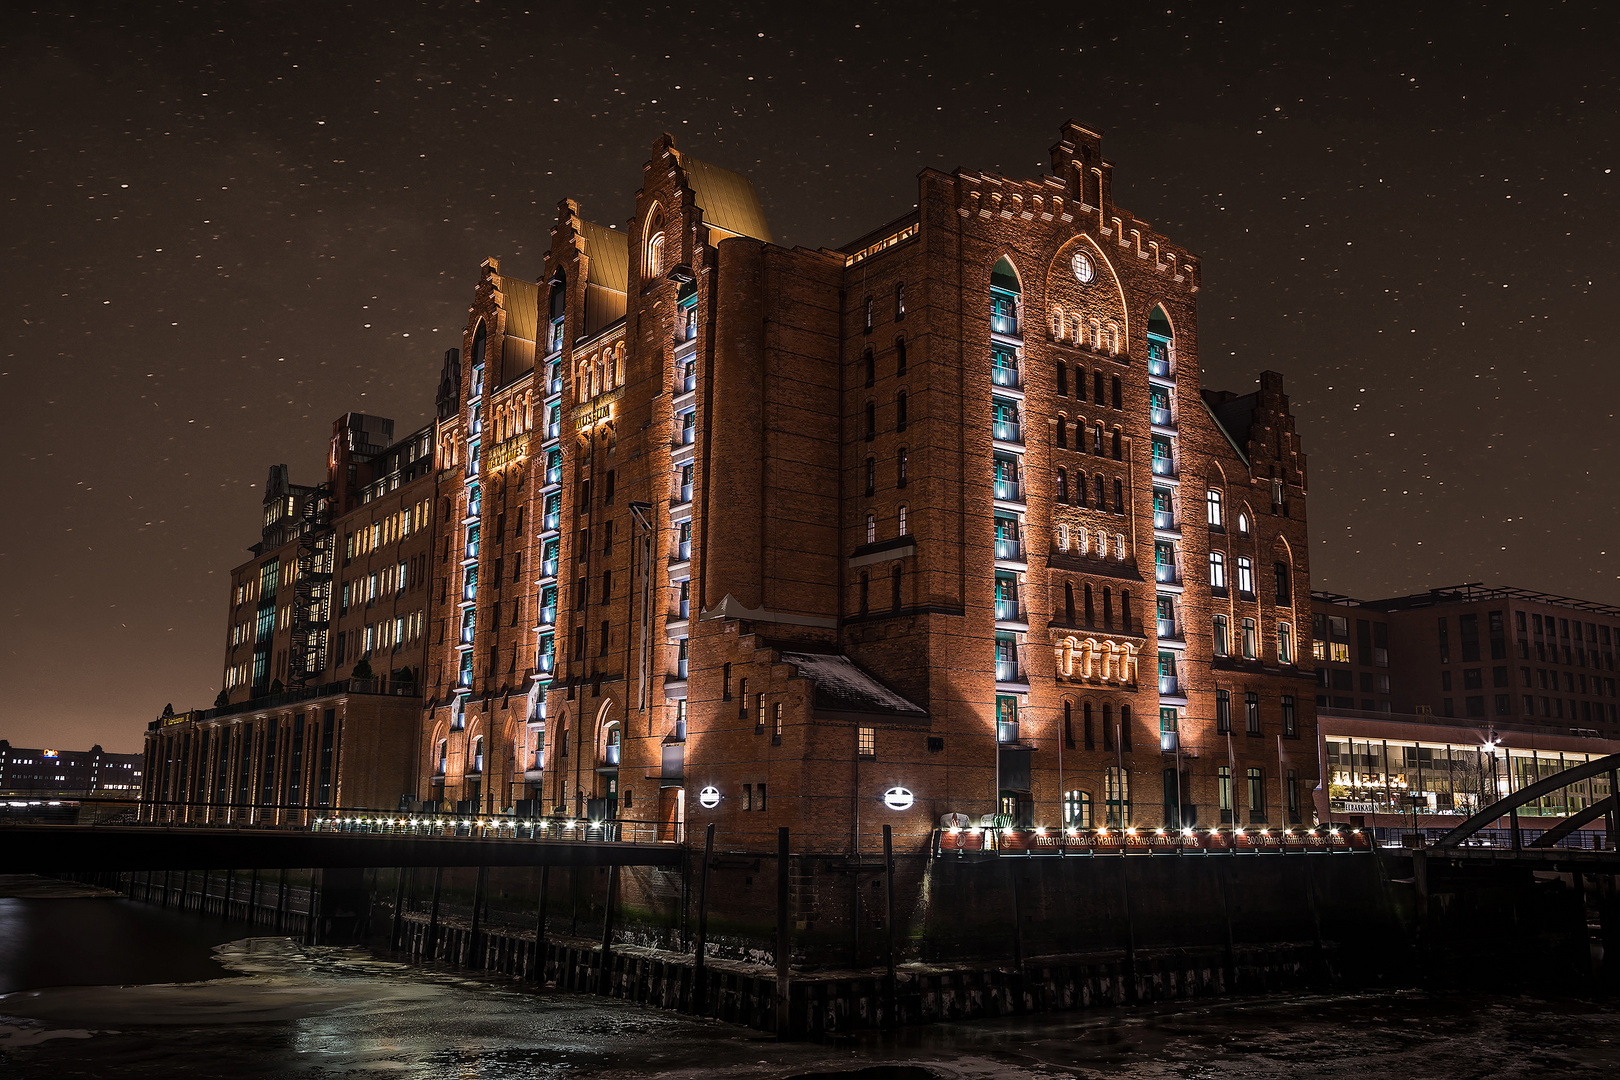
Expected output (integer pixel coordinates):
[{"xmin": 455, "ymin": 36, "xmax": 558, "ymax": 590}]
[
  {"xmin": 990, "ymin": 256, "xmax": 1021, "ymax": 334},
  {"xmin": 1121, "ymin": 590, "xmax": 1132, "ymax": 633},
  {"xmin": 1111, "ymin": 375, "xmax": 1122, "ymax": 409},
  {"xmin": 895, "ymin": 337, "xmax": 907, "ymax": 375},
  {"xmin": 1051, "ymin": 307, "xmax": 1065, "ymax": 339},
  {"xmin": 1056, "ymin": 362, "xmax": 1068, "ymax": 397},
  {"xmin": 1094, "ymin": 474, "xmax": 1106, "ymax": 508},
  {"xmin": 1084, "ymin": 583, "xmax": 1095, "ymax": 625},
  {"xmin": 895, "ymin": 282, "xmax": 906, "ymax": 319},
  {"xmin": 1075, "ymin": 366, "xmax": 1087, "ymax": 403},
  {"xmin": 1056, "ymin": 522, "xmax": 1069, "ymax": 550},
  {"xmin": 897, "ymin": 447, "xmax": 908, "ymax": 489},
  {"xmin": 864, "ymin": 348, "xmax": 875, "ymax": 388},
  {"xmin": 865, "ymin": 513, "xmax": 876, "ymax": 544},
  {"xmin": 1102, "ymin": 703, "xmax": 1115, "ymax": 750},
  {"xmin": 1064, "ymin": 789, "xmax": 1093, "ymax": 828},
  {"xmin": 896, "ymin": 390, "xmax": 908, "ymax": 432},
  {"xmin": 1207, "ymin": 489, "xmax": 1224, "ymax": 527},
  {"xmin": 604, "ymin": 723, "xmax": 621, "ymax": 765},
  {"xmin": 865, "ymin": 456, "xmax": 876, "ymax": 496},
  {"xmin": 1103, "ymin": 586, "xmax": 1114, "ymax": 628},
  {"xmin": 1064, "ymin": 582, "xmax": 1076, "ymax": 625},
  {"xmin": 1063, "ymin": 701, "xmax": 1075, "ymax": 747},
  {"xmin": 1056, "ymin": 414, "xmax": 1067, "ymax": 449},
  {"xmin": 897, "ymin": 504, "xmax": 908, "ymax": 536},
  {"xmin": 644, "ymin": 207, "xmax": 666, "ymax": 279},
  {"xmin": 1209, "ymin": 551, "xmax": 1227, "ymax": 589},
  {"xmin": 471, "ymin": 321, "xmax": 487, "ymax": 371},
  {"xmin": 1213, "ymin": 614, "xmax": 1230, "ymax": 657},
  {"xmin": 1147, "ymin": 305, "xmax": 1173, "ymax": 376},
  {"xmin": 1237, "ymin": 512, "xmax": 1250, "ymax": 535},
  {"xmin": 471, "ymin": 736, "xmax": 484, "ymax": 774},
  {"xmin": 435, "ymin": 739, "xmax": 448, "ymax": 775},
  {"xmin": 859, "ymin": 571, "xmax": 869, "ymax": 615},
  {"xmin": 1112, "ymin": 429, "xmax": 1122, "ymax": 460},
  {"xmin": 864, "ymin": 401, "xmax": 876, "ymax": 441},
  {"xmin": 891, "ymin": 565, "xmax": 902, "ymax": 610},
  {"xmin": 1278, "ymin": 622, "xmax": 1294, "ymax": 664},
  {"xmin": 1113, "ymin": 478, "xmax": 1124, "ymax": 512},
  {"xmin": 1056, "ymin": 467, "xmax": 1068, "ymax": 503}
]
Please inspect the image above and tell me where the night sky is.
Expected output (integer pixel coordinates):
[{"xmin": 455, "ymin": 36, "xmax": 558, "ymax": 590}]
[{"xmin": 5, "ymin": 2, "xmax": 1618, "ymax": 751}]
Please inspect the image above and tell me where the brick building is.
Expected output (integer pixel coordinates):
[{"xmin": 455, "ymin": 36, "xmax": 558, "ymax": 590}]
[
  {"xmin": 142, "ymin": 413, "xmax": 435, "ymax": 822},
  {"xmin": 420, "ymin": 121, "xmax": 1320, "ymax": 851},
  {"xmin": 0, "ymin": 742, "xmax": 143, "ymax": 797}
]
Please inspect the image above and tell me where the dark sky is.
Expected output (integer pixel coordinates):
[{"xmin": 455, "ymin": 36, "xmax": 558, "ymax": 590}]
[{"xmin": 5, "ymin": 2, "xmax": 1618, "ymax": 751}]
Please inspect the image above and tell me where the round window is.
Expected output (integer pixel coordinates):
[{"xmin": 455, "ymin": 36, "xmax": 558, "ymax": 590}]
[{"xmin": 1071, "ymin": 251, "xmax": 1095, "ymax": 283}]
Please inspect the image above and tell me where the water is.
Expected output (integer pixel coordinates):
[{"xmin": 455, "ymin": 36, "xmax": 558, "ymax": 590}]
[{"xmin": 2, "ymin": 876, "xmax": 1619, "ymax": 1079}]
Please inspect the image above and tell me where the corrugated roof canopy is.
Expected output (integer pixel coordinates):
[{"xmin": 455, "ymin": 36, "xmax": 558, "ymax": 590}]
[
  {"xmin": 678, "ymin": 154, "xmax": 772, "ymax": 243},
  {"xmin": 778, "ymin": 651, "xmax": 927, "ymax": 720}
]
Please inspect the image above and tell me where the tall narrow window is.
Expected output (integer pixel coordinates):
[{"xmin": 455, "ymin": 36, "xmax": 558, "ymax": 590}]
[
  {"xmin": 1112, "ymin": 430, "xmax": 1122, "ymax": 460},
  {"xmin": 1274, "ymin": 561, "xmax": 1292, "ymax": 603},
  {"xmin": 722, "ymin": 662, "xmax": 732, "ymax": 701},
  {"xmin": 1278, "ymin": 623, "xmax": 1294, "ymax": 664},
  {"xmin": 1281, "ymin": 694, "xmax": 1297, "ymax": 737},
  {"xmin": 1247, "ymin": 766, "xmax": 1265, "ymax": 821},
  {"xmin": 1213, "ymin": 614, "xmax": 1230, "ymax": 658},
  {"xmin": 895, "ymin": 282, "xmax": 906, "ymax": 319},
  {"xmin": 859, "ymin": 572, "xmax": 869, "ymax": 615},
  {"xmin": 1076, "ymin": 366, "xmax": 1087, "ymax": 403},
  {"xmin": 897, "ymin": 504, "xmax": 908, "ymax": 536},
  {"xmin": 865, "ymin": 401, "xmax": 876, "ymax": 441},
  {"xmin": 1083, "ymin": 701, "xmax": 1095, "ymax": 749},
  {"xmin": 1218, "ymin": 765, "xmax": 1233, "ymax": 823},
  {"xmin": 1242, "ymin": 617, "xmax": 1258, "ymax": 659},
  {"xmin": 895, "ymin": 337, "xmax": 907, "ymax": 374},
  {"xmin": 1056, "ymin": 362, "xmax": 1068, "ymax": 397},
  {"xmin": 865, "ymin": 513, "xmax": 877, "ymax": 544},
  {"xmin": 1113, "ymin": 478, "xmax": 1123, "ymax": 511},
  {"xmin": 891, "ymin": 565, "xmax": 902, "ymax": 611},
  {"xmin": 1056, "ymin": 416, "xmax": 1068, "ymax": 448},
  {"xmin": 1209, "ymin": 552, "xmax": 1227, "ymax": 589},
  {"xmin": 1057, "ymin": 467, "xmax": 1068, "ymax": 503},
  {"xmin": 1245, "ymin": 691, "xmax": 1260, "ymax": 735},
  {"xmin": 865, "ymin": 456, "xmax": 876, "ymax": 496},
  {"xmin": 1111, "ymin": 375, "xmax": 1122, "ymax": 409},
  {"xmin": 1094, "ymin": 371, "xmax": 1105, "ymax": 404},
  {"xmin": 1064, "ymin": 582, "xmax": 1076, "ymax": 625},
  {"xmin": 897, "ymin": 447, "xmax": 908, "ymax": 488},
  {"xmin": 896, "ymin": 390, "xmax": 908, "ymax": 432},
  {"xmin": 864, "ymin": 297, "xmax": 874, "ymax": 333},
  {"xmin": 864, "ymin": 348, "xmax": 875, "ymax": 388},
  {"xmin": 1216, "ymin": 689, "xmax": 1231, "ymax": 734},
  {"xmin": 1236, "ymin": 557, "xmax": 1254, "ymax": 597}
]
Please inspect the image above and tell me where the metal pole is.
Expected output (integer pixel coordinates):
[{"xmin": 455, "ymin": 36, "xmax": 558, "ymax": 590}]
[
  {"xmin": 275, "ymin": 868, "xmax": 288, "ymax": 932},
  {"xmin": 1510, "ymin": 807, "xmax": 1522, "ymax": 851},
  {"xmin": 427, "ymin": 867, "xmax": 443, "ymax": 960},
  {"xmin": 598, "ymin": 861, "xmax": 619, "ymax": 996},
  {"xmin": 1609, "ymin": 769, "xmax": 1620, "ymax": 850},
  {"xmin": 1119, "ymin": 856, "xmax": 1137, "ymax": 1003},
  {"xmin": 775, "ymin": 826, "xmax": 790, "ymax": 1040},
  {"xmin": 694, "ymin": 823, "xmax": 714, "ymax": 1013},
  {"xmin": 883, "ymin": 823, "xmax": 896, "ymax": 1027},
  {"xmin": 466, "ymin": 865, "xmax": 487, "ymax": 967},
  {"xmin": 1010, "ymin": 860, "xmax": 1024, "ymax": 974},
  {"xmin": 390, "ymin": 868, "xmax": 407, "ymax": 951},
  {"xmin": 532, "ymin": 864, "xmax": 551, "ymax": 986}
]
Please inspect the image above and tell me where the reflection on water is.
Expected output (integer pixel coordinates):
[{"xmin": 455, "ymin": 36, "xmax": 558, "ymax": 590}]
[{"xmin": 1, "ymin": 888, "xmax": 1619, "ymax": 1079}]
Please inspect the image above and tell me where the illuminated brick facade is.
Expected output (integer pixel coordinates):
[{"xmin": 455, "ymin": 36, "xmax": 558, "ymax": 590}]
[{"xmin": 420, "ymin": 121, "xmax": 1321, "ymax": 851}]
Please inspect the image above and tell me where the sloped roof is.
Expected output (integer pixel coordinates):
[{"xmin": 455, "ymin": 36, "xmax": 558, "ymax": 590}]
[
  {"xmin": 778, "ymin": 651, "xmax": 927, "ymax": 720},
  {"xmin": 498, "ymin": 275, "xmax": 539, "ymax": 341},
  {"xmin": 677, "ymin": 153, "xmax": 772, "ymax": 243},
  {"xmin": 579, "ymin": 221, "xmax": 629, "ymax": 292}
]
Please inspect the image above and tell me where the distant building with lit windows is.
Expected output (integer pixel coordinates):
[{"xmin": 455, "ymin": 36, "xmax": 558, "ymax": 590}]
[{"xmin": 0, "ymin": 742, "xmax": 142, "ymax": 797}]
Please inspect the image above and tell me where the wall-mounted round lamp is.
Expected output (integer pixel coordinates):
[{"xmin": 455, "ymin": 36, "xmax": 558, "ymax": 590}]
[
  {"xmin": 698, "ymin": 786, "xmax": 721, "ymax": 809},
  {"xmin": 882, "ymin": 786, "xmax": 915, "ymax": 811}
]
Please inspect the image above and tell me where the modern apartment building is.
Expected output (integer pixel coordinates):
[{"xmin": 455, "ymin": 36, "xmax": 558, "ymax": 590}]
[{"xmin": 419, "ymin": 121, "xmax": 1321, "ymax": 849}]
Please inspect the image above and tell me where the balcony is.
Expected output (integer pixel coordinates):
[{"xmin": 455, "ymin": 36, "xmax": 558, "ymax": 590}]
[
  {"xmin": 994, "ymin": 599, "xmax": 1022, "ymax": 622},
  {"xmin": 997, "ymin": 720, "xmax": 1020, "ymax": 744},
  {"xmin": 995, "ymin": 660, "xmax": 1022, "ymax": 684},
  {"xmin": 536, "ymin": 654, "xmax": 554, "ymax": 674},
  {"xmin": 1149, "ymin": 354, "xmax": 1172, "ymax": 379},
  {"xmin": 545, "ymin": 464, "xmax": 562, "ymax": 486},
  {"xmin": 1150, "ymin": 406, "xmax": 1174, "ymax": 428},
  {"xmin": 1160, "ymin": 730, "xmax": 1180, "ymax": 753},
  {"xmin": 990, "ymin": 365, "xmax": 1022, "ymax": 390},
  {"xmin": 603, "ymin": 744, "xmax": 621, "ymax": 766},
  {"xmin": 673, "ymin": 540, "xmax": 692, "ymax": 561},
  {"xmin": 678, "ymin": 424, "xmax": 695, "ymax": 447},
  {"xmin": 992, "ymin": 479, "xmax": 1023, "ymax": 503},
  {"xmin": 1154, "ymin": 563, "xmax": 1180, "ymax": 585},
  {"xmin": 459, "ymin": 625, "xmax": 475, "ymax": 645},
  {"xmin": 461, "ymin": 585, "xmax": 478, "ymax": 603},
  {"xmin": 1159, "ymin": 674, "xmax": 1180, "ymax": 696},
  {"xmin": 677, "ymin": 598, "xmax": 690, "ymax": 619},
  {"xmin": 674, "ymin": 658, "xmax": 689, "ymax": 680},
  {"xmin": 548, "ymin": 370, "xmax": 562, "ymax": 395},
  {"xmin": 679, "ymin": 363, "xmax": 696, "ymax": 394},
  {"xmin": 542, "ymin": 512, "xmax": 560, "ymax": 532},
  {"xmin": 992, "ymin": 313, "xmax": 1020, "ymax": 337},
  {"xmin": 463, "ymin": 540, "xmax": 480, "ymax": 562},
  {"xmin": 994, "ymin": 538, "xmax": 1023, "ymax": 562},
  {"xmin": 1153, "ymin": 510, "xmax": 1176, "ymax": 530},
  {"xmin": 1157, "ymin": 618, "xmax": 1177, "ymax": 639},
  {"xmin": 541, "ymin": 557, "xmax": 558, "ymax": 578},
  {"xmin": 992, "ymin": 420, "xmax": 1022, "ymax": 444},
  {"xmin": 675, "ymin": 483, "xmax": 692, "ymax": 504},
  {"xmin": 1151, "ymin": 455, "xmax": 1176, "ymax": 478},
  {"xmin": 544, "ymin": 420, "xmax": 561, "ymax": 440},
  {"xmin": 538, "ymin": 606, "xmax": 556, "ymax": 627},
  {"xmin": 531, "ymin": 751, "xmax": 546, "ymax": 772}
]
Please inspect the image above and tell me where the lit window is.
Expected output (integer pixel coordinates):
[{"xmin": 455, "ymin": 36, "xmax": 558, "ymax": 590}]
[
  {"xmin": 1278, "ymin": 623, "xmax": 1293, "ymax": 664},
  {"xmin": 1330, "ymin": 642, "xmax": 1350, "ymax": 663},
  {"xmin": 1242, "ymin": 617, "xmax": 1258, "ymax": 659},
  {"xmin": 1312, "ymin": 640, "xmax": 1328, "ymax": 661},
  {"xmin": 898, "ymin": 504, "xmax": 908, "ymax": 536},
  {"xmin": 1209, "ymin": 551, "xmax": 1226, "ymax": 588},
  {"xmin": 858, "ymin": 726, "xmax": 876, "ymax": 758},
  {"xmin": 866, "ymin": 513, "xmax": 876, "ymax": 544},
  {"xmin": 1213, "ymin": 614, "xmax": 1229, "ymax": 658},
  {"xmin": 1236, "ymin": 557, "xmax": 1254, "ymax": 596},
  {"xmin": 1206, "ymin": 489, "xmax": 1223, "ymax": 526}
]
